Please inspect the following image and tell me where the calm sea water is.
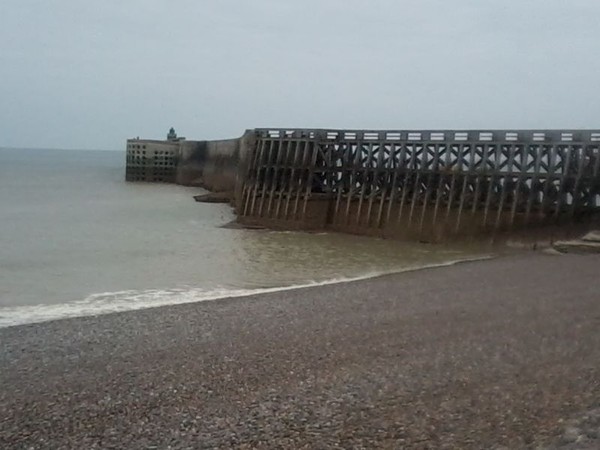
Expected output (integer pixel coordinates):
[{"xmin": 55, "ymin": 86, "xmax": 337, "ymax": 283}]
[{"xmin": 0, "ymin": 148, "xmax": 489, "ymax": 327}]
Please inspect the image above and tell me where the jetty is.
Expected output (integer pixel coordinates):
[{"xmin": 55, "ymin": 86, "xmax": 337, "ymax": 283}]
[{"xmin": 126, "ymin": 128, "xmax": 600, "ymax": 241}]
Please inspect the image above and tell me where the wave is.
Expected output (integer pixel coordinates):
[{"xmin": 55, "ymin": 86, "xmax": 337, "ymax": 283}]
[{"xmin": 0, "ymin": 255, "xmax": 492, "ymax": 329}]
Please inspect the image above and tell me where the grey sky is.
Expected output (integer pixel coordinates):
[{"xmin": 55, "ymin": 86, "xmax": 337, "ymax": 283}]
[{"xmin": 1, "ymin": 0, "xmax": 599, "ymax": 150}]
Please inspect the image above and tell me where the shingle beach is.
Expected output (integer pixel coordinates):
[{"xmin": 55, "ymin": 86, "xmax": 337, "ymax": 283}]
[{"xmin": 1, "ymin": 254, "xmax": 599, "ymax": 449}]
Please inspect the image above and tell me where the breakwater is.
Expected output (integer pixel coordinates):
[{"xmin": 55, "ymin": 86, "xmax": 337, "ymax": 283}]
[
  {"xmin": 126, "ymin": 128, "xmax": 600, "ymax": 242},
  {"xmin": 126, "ymin": 132, "xmax": 253, "ymax": 192}
]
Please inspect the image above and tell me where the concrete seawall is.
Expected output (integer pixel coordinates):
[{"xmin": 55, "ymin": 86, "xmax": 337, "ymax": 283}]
[
  {"xmin": 126, "ymin": 131, "xmax": 253, "ymax": 194},
  {"xmin": 176, "ymin": 138, "xmax": 241, "ymax": 191}
]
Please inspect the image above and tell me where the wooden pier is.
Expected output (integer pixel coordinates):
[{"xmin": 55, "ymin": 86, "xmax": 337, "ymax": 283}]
[{"xmin": 238, "ymin": 129, "xmax": 600, "ymax": 241}]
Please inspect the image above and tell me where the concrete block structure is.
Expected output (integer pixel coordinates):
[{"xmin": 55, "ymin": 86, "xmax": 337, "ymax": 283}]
[
  {"xmin": 125, "ymin": 139, "xmax": 179, "ymax": 183},
  {"xmin": 125, "ymin": 131, "xmax": 252, "ymax": 192}
]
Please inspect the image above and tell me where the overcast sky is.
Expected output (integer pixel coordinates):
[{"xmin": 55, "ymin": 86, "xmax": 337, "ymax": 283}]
[{"xmin": 1, "ymin": 0, "xmax": 599, "ymax": 150}]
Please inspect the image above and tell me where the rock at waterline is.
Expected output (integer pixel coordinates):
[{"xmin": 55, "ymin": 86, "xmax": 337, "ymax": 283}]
[
  {"xmin": 553, "ymin": 230, "xmax": 600, "ymax": 254},
  {"xmin": 193, "ymin": 192, "xmax": 231, "ymax": 204},
  {"xmin": 581, "ymin": 230, "xmax": 600, "ymax": 243}
]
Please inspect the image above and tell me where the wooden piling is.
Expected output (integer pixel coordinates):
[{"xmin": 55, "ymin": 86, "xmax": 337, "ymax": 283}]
[
  {"xmin": 237, "ymin": 128, "xmax": 600, "ymax": 239},
  {"xmin": 248, "ymin": 138, "xmax": 268, "ymax": 216},
  {"xmin": 283, "ymin": 140, "xmax": 301, "ymax": 220},
  {"xmin": 455, "ymin": 144, "xmax": 475, "ymax": 233}
]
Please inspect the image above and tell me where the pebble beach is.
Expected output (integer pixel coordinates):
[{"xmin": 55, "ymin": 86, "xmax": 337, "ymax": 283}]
[{"xmin": 1, "ymin": 253, "xmax": 600, "ymax": 449}]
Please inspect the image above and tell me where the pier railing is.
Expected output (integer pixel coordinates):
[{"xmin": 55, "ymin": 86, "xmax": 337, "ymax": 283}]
[{"xmin": 239, "ymin": 128, "xmax": 600, "ymax": 240}]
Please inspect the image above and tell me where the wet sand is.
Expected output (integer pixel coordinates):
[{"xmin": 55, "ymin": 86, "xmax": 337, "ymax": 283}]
[{"xmin": 1, "ymin": 253, "xmax": 600, "ymax": 449}]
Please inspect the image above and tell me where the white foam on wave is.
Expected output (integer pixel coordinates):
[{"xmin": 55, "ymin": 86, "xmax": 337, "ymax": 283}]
[{"xmin": 0, "ymin": 256, "xmax": 492, "ymax": 329}]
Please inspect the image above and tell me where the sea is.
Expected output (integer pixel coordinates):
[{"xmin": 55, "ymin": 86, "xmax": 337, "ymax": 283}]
[{"xmin": 0, "ymin": 148, "xmax": 489, "ymax": 328}]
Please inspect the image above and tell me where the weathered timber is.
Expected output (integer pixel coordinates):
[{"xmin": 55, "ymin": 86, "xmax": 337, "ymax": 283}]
[{"xmin": 238, "ymin": 129, "xmax": 600, "ymax": 241}]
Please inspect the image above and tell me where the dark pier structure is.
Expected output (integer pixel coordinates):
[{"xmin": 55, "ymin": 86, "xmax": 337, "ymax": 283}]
[{"xmin": 238, "ymin": 129, "xmax": 600, "ymax": 241}]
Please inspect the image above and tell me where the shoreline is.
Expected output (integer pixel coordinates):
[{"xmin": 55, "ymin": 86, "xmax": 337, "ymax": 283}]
[
  {"xmin": 0, "ymin": 253, "xmax": 496, "ymax": 330},
  {"xmin": 2, "ymin": 252, "xmax": 600, "ymax": 448}
]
